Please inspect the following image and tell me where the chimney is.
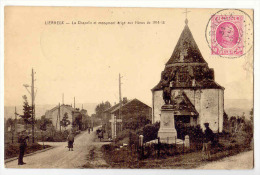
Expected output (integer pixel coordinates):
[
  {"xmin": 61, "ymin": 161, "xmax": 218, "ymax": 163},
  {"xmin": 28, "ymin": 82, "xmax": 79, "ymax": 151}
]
[{"xmin": 123, "ymin": 97, "xmax": 128, "ymax": 104}]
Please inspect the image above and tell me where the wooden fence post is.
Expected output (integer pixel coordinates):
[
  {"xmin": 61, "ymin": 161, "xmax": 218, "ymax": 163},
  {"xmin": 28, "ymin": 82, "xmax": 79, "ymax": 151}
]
[
  {"xmin": 139, "ymin": 135, "xmax": 144, "ymax": 160},
  {"xmin": 183, "ymin": 140, "xmax": 184, "ymax": 154},
  {"xmin": 157, "ymin": 137, "xmax": 161, "ymax": 158}
]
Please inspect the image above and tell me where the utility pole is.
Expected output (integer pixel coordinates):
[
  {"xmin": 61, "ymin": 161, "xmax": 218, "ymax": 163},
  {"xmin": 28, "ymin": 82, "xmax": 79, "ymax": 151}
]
[
  {"xmin": 62, "ymin": 93, "xmax": 64, "ymax": 105},
  {"xmin": 14, "ymin": 106, "xmax": 18, "ymax": 136},
  {"xmin": 115, "ymin": 73, "xmax": 123, "ymax": 139},
  {"xmin": 23, "ymin": 69, "xmax": 36, "ymax": 143},
  {"xmin": 56, "ymin": 111, "xmax": 58, "ymax": 129},
  {"xmin": 59, "ymin": 103, "xmax": 61, "ymax": 132},
  {"xmin": 74, "ymin": 97, "xmax": 75, "ymax": 109},
  {"xmin": 119, "ymin": 74, "xmax": 122, "ymax": 104},
  {"xmin": 31, "ymin": 68, "xmax": 35, "ymax": 143}
]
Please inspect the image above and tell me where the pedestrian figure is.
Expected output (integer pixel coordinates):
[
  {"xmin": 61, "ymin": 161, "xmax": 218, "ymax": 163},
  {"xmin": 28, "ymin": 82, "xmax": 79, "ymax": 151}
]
[
  {"xmin": 98, "ymin": 130, "xmax": 103, "ymax": 142},
  {"xmin": 88, "ymin": 127, "xmax": 90, "ymax": 134},
  {"xmin": 202, "ymin": 123, "xmax": 214, "ymax": 160},
  {"xmin": 96, "ymin": 128, "xmax": 101, "ymax": 135},
  {"xmin": 67, "ymin": 131, "xmax": 75, "ymax": 151},
  {"xmin": 18, "ymin": 130, "xmax": 29, "ymax": 165}
]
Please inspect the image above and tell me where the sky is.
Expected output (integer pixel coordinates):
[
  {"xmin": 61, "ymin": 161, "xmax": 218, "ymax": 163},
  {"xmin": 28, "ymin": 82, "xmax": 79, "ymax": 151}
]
[{"xmin": 4, "ymin": 7, "xmax": 253, "ymax": 107}]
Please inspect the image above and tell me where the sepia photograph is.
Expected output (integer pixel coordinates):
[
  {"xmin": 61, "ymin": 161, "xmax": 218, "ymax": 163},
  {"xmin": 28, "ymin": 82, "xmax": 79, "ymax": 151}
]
[{"xmin": 3, "ymin": 6, "xmax": 255, "ymax": 170}]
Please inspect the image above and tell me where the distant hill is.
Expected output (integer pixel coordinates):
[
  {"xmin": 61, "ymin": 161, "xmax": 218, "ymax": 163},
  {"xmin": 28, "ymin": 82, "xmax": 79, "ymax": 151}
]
[
  {"xmin": 4, "ymin": 103, "xmax": 98, "ymax": 119},
  {"xmin": 5, "ymin": 99, "xmax": 253, "ymax": 120},
  {"xmin": 224, "ymin": 99, "xmax": 253, "ymax": 119}
]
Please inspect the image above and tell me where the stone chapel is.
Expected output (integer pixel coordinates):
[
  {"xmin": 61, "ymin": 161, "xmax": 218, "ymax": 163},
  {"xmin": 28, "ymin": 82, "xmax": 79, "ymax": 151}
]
[{"xmin": 151, "ymin": 19, "xmax": 225, "ymax": 137}]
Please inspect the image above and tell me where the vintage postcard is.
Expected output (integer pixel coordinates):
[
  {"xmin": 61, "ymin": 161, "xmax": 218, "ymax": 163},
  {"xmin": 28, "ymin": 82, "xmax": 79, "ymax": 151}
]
[{"xmin": 3, "ymin": 7, "xmax": 254, "ymax": 169}]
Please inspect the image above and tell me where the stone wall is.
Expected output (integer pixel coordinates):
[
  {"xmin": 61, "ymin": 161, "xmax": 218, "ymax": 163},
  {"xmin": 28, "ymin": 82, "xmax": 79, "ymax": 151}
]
[{"xmin": 198, "ymin": 89, "xmax": 224, "ymax": 132}]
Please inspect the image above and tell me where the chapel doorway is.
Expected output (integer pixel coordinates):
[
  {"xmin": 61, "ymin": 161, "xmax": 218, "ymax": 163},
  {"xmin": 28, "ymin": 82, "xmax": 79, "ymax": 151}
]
[{"xmin": 174, "ymin": 115, "xmax": 197, "ymax": 140}]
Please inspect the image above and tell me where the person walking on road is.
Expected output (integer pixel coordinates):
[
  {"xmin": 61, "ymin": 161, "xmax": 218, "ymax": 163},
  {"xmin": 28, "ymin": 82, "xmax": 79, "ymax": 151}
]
[
  {"xmin": 18, "ymin": 130, "xmax": 29, "ymax": 165},
  {"xmin": 98, "ymin": 130, "xmax": 103, "ymax": 142},
  {"xmin": 67, "ymin": 131, "xmax": 75, "ymax": 151},
  {"xmin": 202, "ymin": 123, "xmax": 215, "ymax": 160}
]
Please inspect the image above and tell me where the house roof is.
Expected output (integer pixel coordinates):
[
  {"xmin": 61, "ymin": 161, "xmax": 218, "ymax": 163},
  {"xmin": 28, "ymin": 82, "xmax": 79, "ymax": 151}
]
[
  {"xmin": 166, "ymin": 24, "xmax": 206, "ymax": 65},
  {"xmin": 47, "ymin": 104, "xmax": 75, "ymax": 113},
  {"xmin": 103, "ymin": 103, "xmax": 121, "ymax": 113},
  {"xmin": 105, "ymin": 99, "xmax": 151, "ymax": 114},
  {"xmin": 172, "ymin": 91, "xmax": 198, "ymax": 116},
  {"xmin": 110, "ymin": 99, "xmax": 135, "ymax": 113}
]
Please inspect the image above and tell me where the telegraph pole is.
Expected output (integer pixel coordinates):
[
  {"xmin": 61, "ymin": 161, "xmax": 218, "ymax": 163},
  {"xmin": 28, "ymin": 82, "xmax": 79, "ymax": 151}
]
[
  {"xmin": 14, "ymin": 106, "xmax": 19, "ymax": 143},
  {"xmin": 23, "ymin": 69, "xmax": 36, "ymax": 143},
  {"xmin": 119, "ymin": 74, "xmax": 122, "ymax": 104},
  {"xmin": 74, "ymin": 97, "xmax": 75, "ymax": 109},
  {"xmin": 59, "ymin": 103, "xmax": 61, "ymax": 132},
  {"xmin": 14, "ymin": 106, "xmax": 18, "ymax": 136},
  {"xmin": 62, "ymin": 93, "xmax": 64, "ymax": 105},
  {"xmin": 31, "ymin": 68, "xmax": 36, "ymax": 143},
  {"xmin": 115, "ymin": 73, "xmax": 123, "ymax": 139}
]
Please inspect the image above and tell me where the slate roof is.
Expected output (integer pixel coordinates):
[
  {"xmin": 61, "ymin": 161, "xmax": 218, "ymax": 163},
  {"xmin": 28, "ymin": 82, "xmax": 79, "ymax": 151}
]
[
  {"xmin": 172, "ymin": 91, "xmax": 198, "ymax": 116},
  {"xmin": 166, "ymin": 24, "xmax": 206, "ymax": 65},
  {"xmin": 152, "ymin": 22, "xmax": 224, "ymax": 91},
  {"xmin": 104, "ymin": 99, "xmax": 151, "ymax": 114},
  {"xmin": 103, "ymin": 103, "xmax": 121, "ymax": 113},
  {"xmin": 110, "ymin": 99, "xmax": 135, "ymax": 113},
  {"xmin": 47, "ymin": 104, "xmax": 75, "ymax": 113},
  {"xmin": 152, "ymin": 77, "xmax": 224, "ymax": 91}
]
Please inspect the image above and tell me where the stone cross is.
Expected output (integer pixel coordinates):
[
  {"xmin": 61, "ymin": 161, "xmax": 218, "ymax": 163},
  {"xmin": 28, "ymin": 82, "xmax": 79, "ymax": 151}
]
[
  {"xmin": 183, "ymin": 8, "xmax": 191, "ymax": 19},
  {"xmin": 183, "ymin": 9, "xmax": 191, "ymax": 25}
]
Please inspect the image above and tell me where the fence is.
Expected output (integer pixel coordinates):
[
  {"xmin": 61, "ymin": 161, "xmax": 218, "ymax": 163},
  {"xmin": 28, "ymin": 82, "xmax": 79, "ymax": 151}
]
[{"xmin": 127, "ymin": 135, "xmax": 203, "ymax": 160}]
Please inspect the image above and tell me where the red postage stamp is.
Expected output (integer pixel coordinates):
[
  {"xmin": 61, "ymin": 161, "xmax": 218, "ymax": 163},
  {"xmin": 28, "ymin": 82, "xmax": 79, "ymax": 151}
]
[{"xmin": 211, "ymin": 15, "xmax": 244, "ymax": 56}]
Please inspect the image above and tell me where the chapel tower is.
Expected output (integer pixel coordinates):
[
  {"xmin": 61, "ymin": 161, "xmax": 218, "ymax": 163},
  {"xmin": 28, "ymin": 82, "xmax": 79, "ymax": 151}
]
[{"xmin": 151, "ymin": 16, "xmax": 224, "ymax": 133}]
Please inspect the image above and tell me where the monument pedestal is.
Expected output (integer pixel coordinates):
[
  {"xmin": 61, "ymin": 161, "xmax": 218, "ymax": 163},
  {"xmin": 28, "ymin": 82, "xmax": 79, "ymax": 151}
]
[{"xmin": 158, "ymin": 104, "xmax": 177, "ymax": 144}]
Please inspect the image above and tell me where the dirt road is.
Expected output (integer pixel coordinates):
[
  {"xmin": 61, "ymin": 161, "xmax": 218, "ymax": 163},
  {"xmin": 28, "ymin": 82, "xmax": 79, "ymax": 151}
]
[
  {"xmin": 197, "ymin": 150, "xmax": 253, "ymax": 169},
  {"xmin": 5, "ymin": 129, "xmax": 109, "ymax": 168}
]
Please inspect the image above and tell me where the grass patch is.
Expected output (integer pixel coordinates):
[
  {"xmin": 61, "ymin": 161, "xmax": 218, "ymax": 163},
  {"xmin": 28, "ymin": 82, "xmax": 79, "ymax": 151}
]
[
  {"xmin": 5, "ymin": 142, "xmax": 51, "ymax": 160},
  {"xmin": 101, "ymin": 136, "xmax": 253, "ymax": 169}
]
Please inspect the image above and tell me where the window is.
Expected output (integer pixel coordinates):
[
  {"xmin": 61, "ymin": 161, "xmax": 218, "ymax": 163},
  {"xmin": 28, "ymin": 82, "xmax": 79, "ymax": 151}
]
[{"xmin": 179, "ymin": 67, "xmax": 188, "ymax": 82}]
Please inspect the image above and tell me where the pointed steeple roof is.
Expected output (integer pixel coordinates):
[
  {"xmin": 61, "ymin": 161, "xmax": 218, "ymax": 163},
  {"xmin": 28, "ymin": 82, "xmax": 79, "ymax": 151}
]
[
  {"xmin": 166, "ymin": 24, "xmax": 206, "ymax": 65},
  {"xmin": 151, "ymin": 17, "xmax": 224, "ymax": 92}
]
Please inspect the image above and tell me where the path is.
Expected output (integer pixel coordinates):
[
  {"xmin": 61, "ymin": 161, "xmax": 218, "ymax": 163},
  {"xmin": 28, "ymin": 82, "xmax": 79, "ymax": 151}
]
[
  {"xmin": 197, "ymin": 150, "xmax": 253, "ymax": 169},
  {"xmin": 5, "ymin": 129, "xmax": 110, "ymax": 168}
]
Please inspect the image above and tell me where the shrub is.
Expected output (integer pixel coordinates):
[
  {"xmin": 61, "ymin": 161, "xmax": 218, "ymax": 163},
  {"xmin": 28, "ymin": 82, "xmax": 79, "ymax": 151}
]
[
  {"xmin": 178, "ymin": 125, "xmax": 204, "ymax": 151},
  {"xmin": 123, "ymin": 116, "xmax": 151, "ymax": 131},
  {"xmin": 114, "ymin": 129, "xmax": 132, "ymax": 143},
  {"xmin": 129, "ymin": 130, "xmax": 139, "ymax": 146},
  {"xmin": 45, "ymin": 130, "xmax": 69, "ymax": 142},
  {"xmin": 143, "ymin": 122, "xmax": 160, "ymax": 142}
]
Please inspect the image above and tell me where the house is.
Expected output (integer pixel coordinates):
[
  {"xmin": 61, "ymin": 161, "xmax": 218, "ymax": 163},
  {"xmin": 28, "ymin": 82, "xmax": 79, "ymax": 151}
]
[
  {"xmin": 45, "ymin": 104, "xmax": 75, "ymax": 131},
  {"xmin": 80, "ymin": 109, "xmax": 92, "ymax": 130},
  {"xmin": 45, "ymin": 104, "xmax": 89, "ymax": 131},
  {"xmin": 103, "ymin": 103, "xmax": 121, "ymax": 137},
  {"xmin": 152, "ymin": 19, "xmax": 224, "ymax": 133},
  {"xmin": 104, "ymin": 97, "xmax": 152, "ymax": 139}
]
